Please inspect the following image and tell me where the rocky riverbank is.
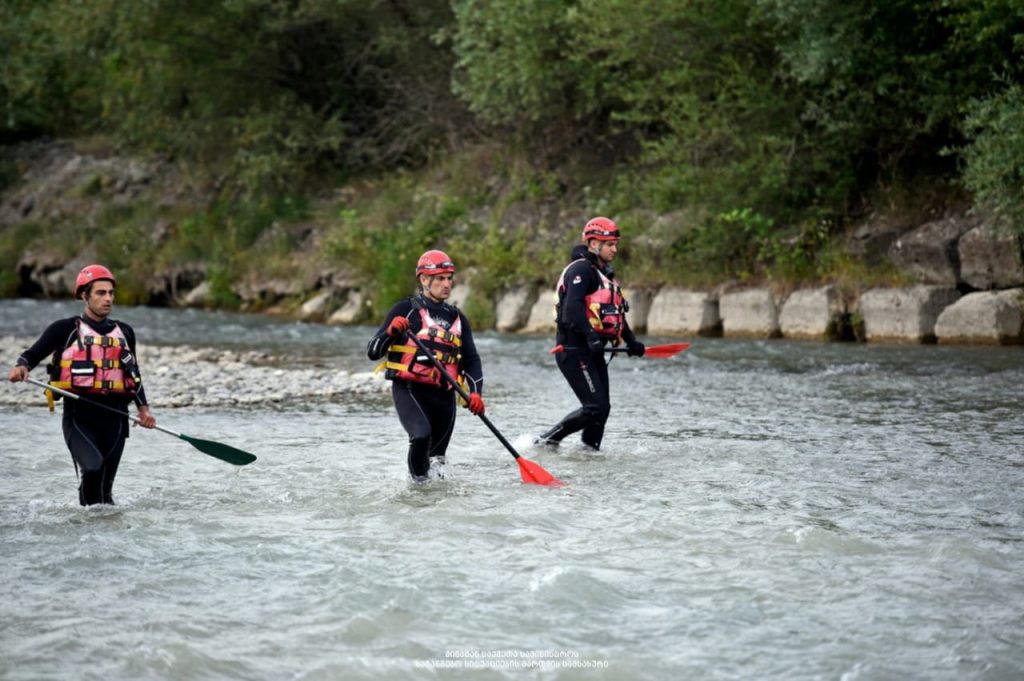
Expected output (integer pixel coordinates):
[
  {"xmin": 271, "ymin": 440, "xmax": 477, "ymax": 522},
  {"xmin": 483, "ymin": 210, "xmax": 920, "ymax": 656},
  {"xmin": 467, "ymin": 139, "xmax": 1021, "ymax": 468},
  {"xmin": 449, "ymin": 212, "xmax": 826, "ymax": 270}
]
[
  {"xmin": 4, "ymin": 141, "xmax": 1024, "ymax": 345},
  {"xmin": 0, "ymin": 336, "xmax": 387, "ymax": 409}
]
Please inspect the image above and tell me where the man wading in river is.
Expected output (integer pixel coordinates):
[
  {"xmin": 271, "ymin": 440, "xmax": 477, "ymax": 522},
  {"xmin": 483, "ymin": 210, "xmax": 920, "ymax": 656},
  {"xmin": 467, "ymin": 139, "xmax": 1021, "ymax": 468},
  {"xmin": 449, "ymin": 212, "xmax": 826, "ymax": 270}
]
[
  {"xmin": 536, "ymin": 217, "xmax": 645, "ymax": 450},
  {"xmin": 367, "ymin": 250, "xmax": 485, "ymax": 482},
  {"xmin": 8, "ymin": 265, "xmax": 156, "ymax": 505}
]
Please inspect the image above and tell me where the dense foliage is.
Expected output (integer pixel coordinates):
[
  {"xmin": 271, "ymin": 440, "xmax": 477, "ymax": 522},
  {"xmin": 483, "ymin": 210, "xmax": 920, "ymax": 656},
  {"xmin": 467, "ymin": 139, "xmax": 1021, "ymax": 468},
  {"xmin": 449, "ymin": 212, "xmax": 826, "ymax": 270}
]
[{"xmin": 2, "ymin": 0, "xmax": 1022, "ymax": 308}]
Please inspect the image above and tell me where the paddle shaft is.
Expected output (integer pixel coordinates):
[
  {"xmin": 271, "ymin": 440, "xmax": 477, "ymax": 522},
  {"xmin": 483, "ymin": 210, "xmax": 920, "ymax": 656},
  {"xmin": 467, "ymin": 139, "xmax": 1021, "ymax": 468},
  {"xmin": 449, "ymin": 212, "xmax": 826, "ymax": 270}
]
[
  {"xmin": 550, "ymin": 342, "xmax": 689, "ymax": 357},
  {"xmin": 402, "ymin": 331, "xmax": 522, "ymax": 461},
  {"xmin": 26, "ymin": 377, "xmax": 183, "ymax": 438}
]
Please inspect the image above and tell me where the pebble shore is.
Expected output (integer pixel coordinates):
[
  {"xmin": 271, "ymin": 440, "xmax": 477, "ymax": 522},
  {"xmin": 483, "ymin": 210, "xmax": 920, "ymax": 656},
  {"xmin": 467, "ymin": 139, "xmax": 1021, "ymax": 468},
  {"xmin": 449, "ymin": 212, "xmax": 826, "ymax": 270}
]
[{"xmin": 0, "ymin": 336, "xmax": 387, "ymax": 408}]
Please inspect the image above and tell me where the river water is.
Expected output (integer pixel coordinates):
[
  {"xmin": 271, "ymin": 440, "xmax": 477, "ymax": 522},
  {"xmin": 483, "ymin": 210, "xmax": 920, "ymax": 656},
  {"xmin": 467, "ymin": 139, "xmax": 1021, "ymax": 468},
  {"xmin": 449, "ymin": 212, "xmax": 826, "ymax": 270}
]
[{"xmin": 1, "ymin": 299, "xmax": 1022, "ymax": 680}]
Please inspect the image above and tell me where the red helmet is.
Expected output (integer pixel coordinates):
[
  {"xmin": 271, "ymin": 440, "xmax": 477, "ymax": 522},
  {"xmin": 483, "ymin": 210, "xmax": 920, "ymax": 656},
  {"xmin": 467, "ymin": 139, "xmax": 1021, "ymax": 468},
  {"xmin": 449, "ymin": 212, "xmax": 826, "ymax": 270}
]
[
  {"xmin": 582, "ymin": 217, "xmax": 620, "ymax": 242},
  {"xmin": 416, "ymin": 250, "xmax": 456, "ymax": 276},
  {"xmin": 75, "ymin": 264, "xmax": 116, "ymax": 295}
]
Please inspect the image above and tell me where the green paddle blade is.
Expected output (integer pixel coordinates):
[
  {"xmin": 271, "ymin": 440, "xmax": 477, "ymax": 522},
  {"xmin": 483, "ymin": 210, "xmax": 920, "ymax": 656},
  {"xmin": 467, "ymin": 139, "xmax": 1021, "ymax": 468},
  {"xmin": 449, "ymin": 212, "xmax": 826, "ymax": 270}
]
[{"xmin": 178, "ymin": 433, "xmax": 257, "ymax": 466}]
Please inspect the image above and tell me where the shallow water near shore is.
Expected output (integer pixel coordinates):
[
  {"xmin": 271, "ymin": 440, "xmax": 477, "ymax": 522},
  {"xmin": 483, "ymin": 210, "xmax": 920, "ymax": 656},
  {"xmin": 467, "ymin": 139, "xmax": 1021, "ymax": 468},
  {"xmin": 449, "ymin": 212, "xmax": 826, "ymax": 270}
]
[{"xmin": 1, "ymin": 299, "xmax": 1023, "ymax": 680}]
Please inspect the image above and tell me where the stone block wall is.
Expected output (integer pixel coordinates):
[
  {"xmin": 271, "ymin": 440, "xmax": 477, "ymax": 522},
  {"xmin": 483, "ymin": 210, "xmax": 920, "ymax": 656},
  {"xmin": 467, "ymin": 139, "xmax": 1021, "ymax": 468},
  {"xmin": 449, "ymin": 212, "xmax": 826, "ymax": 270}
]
[
  {"xmin": 859, "ymin": 286, "xmax": 961, "ymax": 343},
  {"xmin": 779, "ymin": 286, "xmax": 842, "ymax": 340},
  {"xmin": 935, "ymin": 289, "xmax": 1024, "ymax": 344},
  {"xmin": 646, "ymin": 288, "xmax": 721, "ymax": 336},
  {"xmin": 720, "ymin": 288, "xmax": 780, "ymax": 338}
]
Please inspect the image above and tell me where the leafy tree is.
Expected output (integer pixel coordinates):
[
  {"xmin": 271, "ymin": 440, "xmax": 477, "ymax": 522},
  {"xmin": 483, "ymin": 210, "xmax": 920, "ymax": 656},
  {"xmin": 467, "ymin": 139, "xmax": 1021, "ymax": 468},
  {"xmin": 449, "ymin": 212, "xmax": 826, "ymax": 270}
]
[
  {"xmin": 962, "ymin": 83, "xmax": 1024, "ymax": 233},
  {"xmin": 3, "ymin": 0, "xmax": 464, "ymax": 193},
  {"xmin": 946, "ymin": 0, "xmax": 1024, "ymax": 233}
]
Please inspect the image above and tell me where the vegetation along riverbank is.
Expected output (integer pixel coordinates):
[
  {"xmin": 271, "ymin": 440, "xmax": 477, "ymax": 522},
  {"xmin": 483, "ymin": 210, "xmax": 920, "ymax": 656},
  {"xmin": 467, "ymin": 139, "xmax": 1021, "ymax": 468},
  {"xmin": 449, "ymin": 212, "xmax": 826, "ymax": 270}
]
[{"xmin": 2, "ymin": 3, "xmax": 1023, "ymax": 344}]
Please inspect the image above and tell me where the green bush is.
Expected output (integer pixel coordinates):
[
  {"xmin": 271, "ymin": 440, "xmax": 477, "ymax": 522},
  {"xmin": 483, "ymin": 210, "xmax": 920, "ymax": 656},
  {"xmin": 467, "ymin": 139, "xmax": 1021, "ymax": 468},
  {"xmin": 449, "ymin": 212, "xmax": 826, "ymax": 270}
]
[
  {"xmin": 326, "ymin": 184, "xmax": 472, "ymax": 317},
  {"xmin": 962, "ymin": 83, "xmax": 1024, "ymax": 234}
]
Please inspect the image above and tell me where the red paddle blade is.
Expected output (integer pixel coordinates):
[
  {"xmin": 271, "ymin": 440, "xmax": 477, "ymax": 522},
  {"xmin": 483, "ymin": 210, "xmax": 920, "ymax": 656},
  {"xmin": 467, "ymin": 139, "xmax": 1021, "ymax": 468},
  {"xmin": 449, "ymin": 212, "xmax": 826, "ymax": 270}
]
[
  {"xmin": 517, "ymin": 456, "xmax": 565, "ymax": 487},
  {"xmin": 644, "ymin": 342, "xmax": 690, "ymax": 358}
]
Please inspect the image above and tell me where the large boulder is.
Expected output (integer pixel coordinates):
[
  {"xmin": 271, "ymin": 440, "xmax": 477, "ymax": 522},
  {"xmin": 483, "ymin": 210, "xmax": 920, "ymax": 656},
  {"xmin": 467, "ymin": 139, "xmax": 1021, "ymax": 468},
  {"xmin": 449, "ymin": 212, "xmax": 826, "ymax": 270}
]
[
  {"xmin": 233, "ymin": 276, "xmax": 302, "ymax": 309},
  {"xmin": 181, "ymin": 282, "xmax": 213, "ymax": 308},
  {"xmin": 646, "ymin": 288, "xmax": 720, "ymax": 336},
  {"xmin": 958, "ymin": 221, "xmax": 1024, "ymax": 290},
  {"xmin": 298, "ymin": 290, "xmax": 333, "ymax": 322},
  {"xmin": 494, "ymin": 285, "xmax": 535, "ymax": 332},
  {"xmin": 622, "ymin": 287, "xmax": 654, "ymax": 333},
  {"xmin": 889, "ymin": 215, "xmax": 979, "ymax": 286},
  {"xmin": 146, "ymin": 265, "xmax": 205, "ymax": 306},
  {"xmin": 779, "ymin": 286, "xmax": 843, "ymax": 340},
  {"xmin": 935, "ymin": 289, "xmax": 1024, "ymax": 344},
  {"xmin": 521, "ymin": 290, "xmax": 556, "ymax": 334},
  {"xmin": 720, "ymin": 288, "xmax": 780, "ymax": 338},
  {"xmin": 448, "ymin": 280, "xmax": 473, "ymax": 309},
  {"xmin": 25, "ymin": 249, "xmax": 99, "ymax": 298},
  {"xmin": 327, "ymin": 289, "xmax": 368, "ymax": 324},
  {"xmin": 847, "ymin": 216, "xmax": 910, "ymax": 265},
  {"xmin": 15, "ymin": 251, "xmax": 66, "ymax": 297},
  {"xmin": 859, "ymin": 286, "xmax": 961, "ymax": 343}
]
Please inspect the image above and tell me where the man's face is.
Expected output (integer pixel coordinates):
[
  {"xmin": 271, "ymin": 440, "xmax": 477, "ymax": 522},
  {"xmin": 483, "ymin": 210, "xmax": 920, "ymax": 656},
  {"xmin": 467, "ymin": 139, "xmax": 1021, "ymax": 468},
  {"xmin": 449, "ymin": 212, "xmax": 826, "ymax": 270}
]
[
  {"xmin": 85, "ymin": 281, "xmax": 115, "ymax": 318},
  {"xmin": 591, "ymin": 239, "xmax": 618, "ymax": 264},
  {"xmin": 421, "ymin": 273, "xmax": 454, "ymax": 301}
]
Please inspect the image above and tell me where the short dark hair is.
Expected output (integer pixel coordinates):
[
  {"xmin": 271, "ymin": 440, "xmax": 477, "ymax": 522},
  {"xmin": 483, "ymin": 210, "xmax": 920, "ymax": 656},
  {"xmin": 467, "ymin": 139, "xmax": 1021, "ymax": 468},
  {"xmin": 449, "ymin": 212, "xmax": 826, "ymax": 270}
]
[{"xmin": 78, "ymin": 279, "xmax": 115, "ymax": 300}]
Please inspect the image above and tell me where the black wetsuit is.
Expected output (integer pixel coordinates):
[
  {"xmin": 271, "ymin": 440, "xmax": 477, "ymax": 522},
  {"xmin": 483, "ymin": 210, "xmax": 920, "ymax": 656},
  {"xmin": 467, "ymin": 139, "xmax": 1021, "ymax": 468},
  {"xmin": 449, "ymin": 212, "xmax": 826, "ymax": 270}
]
[
  {"xmin": 16, "ymin": 315, "xmax": 149, "ymax": 505},
  {"xmin": 367, "ymin": 295, "xmax": 483, "ymax": 479},
  {"xmin": 539, "ymin": 245, "xmax": 640, "ymax": 450}
]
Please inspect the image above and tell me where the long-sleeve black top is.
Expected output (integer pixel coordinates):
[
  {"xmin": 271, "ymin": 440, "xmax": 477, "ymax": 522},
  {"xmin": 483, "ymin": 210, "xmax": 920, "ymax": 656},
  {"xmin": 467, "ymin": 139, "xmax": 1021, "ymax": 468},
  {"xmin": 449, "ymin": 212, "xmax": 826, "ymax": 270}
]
[{"xmin": 367, "ymin": 294, "xmax": 484, "ymax": 394}]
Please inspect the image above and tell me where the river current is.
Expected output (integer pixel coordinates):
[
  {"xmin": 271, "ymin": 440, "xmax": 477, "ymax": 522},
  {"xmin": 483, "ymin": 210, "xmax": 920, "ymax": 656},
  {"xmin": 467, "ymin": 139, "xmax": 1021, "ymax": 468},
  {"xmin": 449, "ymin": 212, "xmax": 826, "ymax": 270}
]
[{"xmin": 1, "ymin": 299, "xmax": 1022, "ymax": 680}]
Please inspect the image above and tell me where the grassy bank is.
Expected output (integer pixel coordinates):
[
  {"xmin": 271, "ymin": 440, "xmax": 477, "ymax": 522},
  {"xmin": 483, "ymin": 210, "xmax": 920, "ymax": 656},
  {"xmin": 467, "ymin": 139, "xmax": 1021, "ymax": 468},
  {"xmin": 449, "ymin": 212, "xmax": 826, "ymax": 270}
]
[{"xmin": 2, "ymin": 140, "xmax": 922, "ymax": 328}]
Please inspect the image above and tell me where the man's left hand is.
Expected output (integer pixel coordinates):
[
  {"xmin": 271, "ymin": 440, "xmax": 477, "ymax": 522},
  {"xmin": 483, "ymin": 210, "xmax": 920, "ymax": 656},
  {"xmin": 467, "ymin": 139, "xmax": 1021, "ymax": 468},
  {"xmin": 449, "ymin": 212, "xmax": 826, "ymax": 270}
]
[
  {"xmin": 136, "ymin": 405, "xmax": 156, "ymax": 428},
  {"xmin": 626, "ymin": 341, "xmax": 646, "ymax": 357},
  {"xmin": 467, "ymin": 393, "xmax": 485, "ymax": 415}
]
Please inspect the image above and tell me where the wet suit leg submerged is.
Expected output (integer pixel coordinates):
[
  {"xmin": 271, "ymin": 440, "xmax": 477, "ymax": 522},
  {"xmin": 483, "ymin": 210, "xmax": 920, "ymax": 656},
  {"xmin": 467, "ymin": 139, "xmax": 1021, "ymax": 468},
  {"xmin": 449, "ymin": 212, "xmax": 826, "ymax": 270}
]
[
  {"xmin": 392, "ymin": 381, "xmax": 456, "ymax": 479},
  {"xmin": 61, "ymin": 401, "xmax": 128, "ymax": 505},
  {"xmin": 540, "ymin": 349, "xmax": 611, "ymax": 450}
]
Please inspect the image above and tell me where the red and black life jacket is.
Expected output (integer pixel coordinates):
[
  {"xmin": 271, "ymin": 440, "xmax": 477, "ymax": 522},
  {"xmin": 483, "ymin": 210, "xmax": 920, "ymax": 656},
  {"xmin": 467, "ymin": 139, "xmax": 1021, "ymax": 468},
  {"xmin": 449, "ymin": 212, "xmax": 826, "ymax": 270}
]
[
  {"xmin": 382, "ymin": 308, "xmax": 463, "ymax": 389},
  {"xmin": 49, "ymin": 320, "xmax": 139, "ymax": 395},
  {"xmin": 555, "ymin": 258, "xmax": 627, "ymax": 343}
]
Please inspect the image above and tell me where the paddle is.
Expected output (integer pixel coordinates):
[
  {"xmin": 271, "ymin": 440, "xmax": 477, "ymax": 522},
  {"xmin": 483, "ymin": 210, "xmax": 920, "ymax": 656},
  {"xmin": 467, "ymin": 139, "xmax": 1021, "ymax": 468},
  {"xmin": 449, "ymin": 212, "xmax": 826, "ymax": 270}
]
[
  {"xmin": 549, "ymin": 342, "xmax": 690, "ymax": 358},
  {"xmin": 25, "ymin": 377, "xmax": 257, "ymax": 466},
  {"xmin": 401, "ymin": 315, "xmax": 563, "ymax": 487}
]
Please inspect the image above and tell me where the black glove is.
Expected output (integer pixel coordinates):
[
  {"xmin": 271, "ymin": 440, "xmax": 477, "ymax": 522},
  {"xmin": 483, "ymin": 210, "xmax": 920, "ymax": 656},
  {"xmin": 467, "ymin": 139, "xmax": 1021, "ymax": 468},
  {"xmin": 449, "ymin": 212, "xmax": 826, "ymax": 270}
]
[
  {"xmin": 586, "ymin": 334, "xmax": 605, "ymax": 357},
  {"xmin": 626, "ymin": 340, "xmax": 645, "ymax": 357}
]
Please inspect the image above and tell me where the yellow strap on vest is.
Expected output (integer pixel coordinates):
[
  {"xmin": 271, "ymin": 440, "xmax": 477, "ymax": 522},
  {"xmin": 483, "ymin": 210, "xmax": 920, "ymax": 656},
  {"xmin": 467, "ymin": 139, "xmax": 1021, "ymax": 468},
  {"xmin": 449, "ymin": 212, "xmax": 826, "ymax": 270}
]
[
  {"xmin": 45, "ymin": 389, "xmax": 55, "ymax": 413},
  {"xmin": 390, "ymin": 344, "xmax": 459, "ymax": 365},
  {"xmin": 49, "ymin": 380, "xmax": 127, "ymax": 391},
  {"xmin": 59, "ymin": 359, "xmax": 123, "ymax": 369}
]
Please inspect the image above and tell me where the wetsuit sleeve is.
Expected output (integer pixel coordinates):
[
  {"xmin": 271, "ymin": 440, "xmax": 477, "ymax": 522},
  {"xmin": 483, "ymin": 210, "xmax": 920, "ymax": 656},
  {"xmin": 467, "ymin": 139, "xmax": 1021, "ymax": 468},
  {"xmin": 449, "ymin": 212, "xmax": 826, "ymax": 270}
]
[
  {"xmin": 14, "ymin": 318, "xmax": 77, "ymax": 370},
  {"xmin": 367, "ymin": 300, "xmax": 416, "ymax": 360},
  {"xmin": 118, "ymin": 322, "xmax": 149, "ymax": 408},
  {"xmin": 561, "ymin": 261, "xmax": 598, "ymax": 338},
  {"xmin": 458, "ymin": 312, "xmax": 484, "ymax": 395}
]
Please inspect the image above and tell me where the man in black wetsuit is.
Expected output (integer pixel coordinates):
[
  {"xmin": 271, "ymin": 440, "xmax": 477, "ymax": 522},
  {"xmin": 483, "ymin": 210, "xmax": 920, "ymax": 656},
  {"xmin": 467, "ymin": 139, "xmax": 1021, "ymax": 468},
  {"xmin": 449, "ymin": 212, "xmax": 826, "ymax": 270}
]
[
  {"xmin": 367, "ymin": 249, "xmax": 485, "ymax": 482},
  {"xmin": 8, "ymin": 264, "xmax": 156, "ymax": 505},
  {"xmin": 536, "ymin": 217, "xmax": 645, "ymax": 450}
]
